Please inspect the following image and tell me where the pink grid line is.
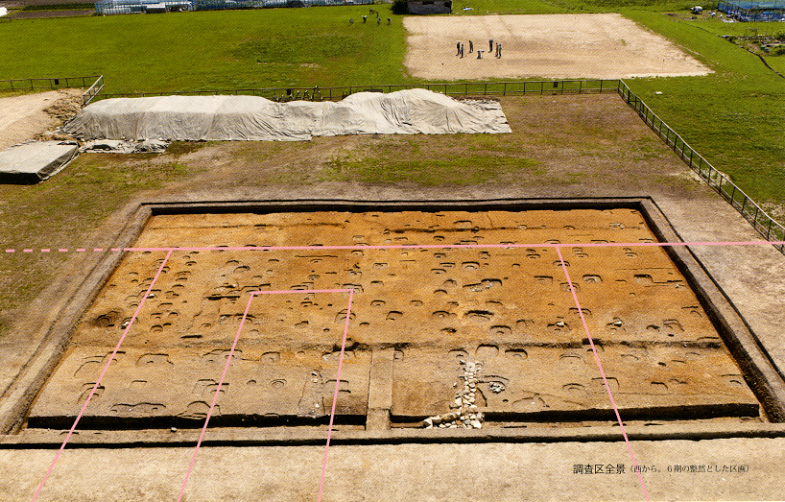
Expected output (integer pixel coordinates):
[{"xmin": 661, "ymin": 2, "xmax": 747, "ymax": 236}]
[
  {"xmin": 556, "ymin": 246, "xmax": 650, "ymax": 501},
  {"xmin": 30, "ymin": 250, "xmax": 173, "ymax": 502},
  {"xmin": 27, "ymin": 236, "xmax": 785, "ymax": 501},
  {"xmin": 176, "ymin": 288, "xmax": 355, "ymax": 502}
]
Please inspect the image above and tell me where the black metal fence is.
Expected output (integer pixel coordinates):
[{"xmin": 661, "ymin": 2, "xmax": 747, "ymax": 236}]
[
  {"xmin": 618, "ymin": 80, "xmax": 784, "ymax": 253},
  {"xmin": 0, "ymin": 75, "xmax": 102, "ymax": 93},
  {"xmin": 94, "ymin": 79, "xmax": 621, "ymax": 102}
]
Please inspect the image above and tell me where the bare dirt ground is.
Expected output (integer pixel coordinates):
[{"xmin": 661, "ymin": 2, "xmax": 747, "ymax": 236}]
[
  {"xmin": 1, "ymin": 94, "xmax": 784, "ymax": 501},
  {"xmin": 0, "ymin": 89, "xmax": 82, "ymax": 150},
  {"xmin": 404, "ymin": 14, "xmax": 712, "ymax": 80},
  {"xmin": 30, "ymin": 210, "xmax": 758, "ymax": 430}
]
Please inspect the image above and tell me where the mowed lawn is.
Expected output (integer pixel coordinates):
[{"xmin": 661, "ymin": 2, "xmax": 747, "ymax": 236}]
[{"xmin": 0, "ymin": 6, "xmax": 409, "ymax": 92}]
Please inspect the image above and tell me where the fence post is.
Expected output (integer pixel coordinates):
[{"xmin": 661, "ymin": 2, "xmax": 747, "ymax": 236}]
[{"xmin": 503, "ymin": 82, "xmax": 507, "ymax": 96}]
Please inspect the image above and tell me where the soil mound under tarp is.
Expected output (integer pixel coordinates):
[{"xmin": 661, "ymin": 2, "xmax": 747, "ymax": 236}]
[{"xmin": 61, "ymin": 89, "xmax": 512, "ymax": 141}]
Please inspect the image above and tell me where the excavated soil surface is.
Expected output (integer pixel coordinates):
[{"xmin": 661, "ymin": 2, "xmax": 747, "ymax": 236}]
[{"xmin": 29, "ymin": 209, "xmax": 760, "ymax": 430}]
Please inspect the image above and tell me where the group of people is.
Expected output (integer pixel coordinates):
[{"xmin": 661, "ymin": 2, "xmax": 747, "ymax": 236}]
[
  {"xmin": 349, "ymin": 9, "xmax": 391, "ymax": 26},
  {"xmin": 455, "ymin": 38, "xmax": 502, "ymax": 59}
]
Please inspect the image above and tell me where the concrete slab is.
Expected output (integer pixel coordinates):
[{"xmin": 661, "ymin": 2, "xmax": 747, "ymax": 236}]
[{"xmin": 0, "ymin": 141, "xmax": 78, "ymax": 184}]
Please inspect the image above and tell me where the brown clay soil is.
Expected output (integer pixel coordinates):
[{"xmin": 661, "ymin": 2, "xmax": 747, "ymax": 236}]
[
  {"xmin": 29, "ymin": 209, "xmax": 760, "ymax": 431},
  {"xmin": 0, "ymin": 89, "xmax": 83, "ymax": 150},
  {"xmin": 404, "ymin": 14, "xmax": 712, "ymax": 80}
]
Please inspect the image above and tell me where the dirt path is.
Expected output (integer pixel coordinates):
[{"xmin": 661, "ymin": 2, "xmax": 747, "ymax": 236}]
[
  {"xmin": 0, "ymin": 89, "xmax": 83, "ymax": 150},
  {"xmin": 404, "ymin": 14, "xmax": 712, "ymax": 80}
]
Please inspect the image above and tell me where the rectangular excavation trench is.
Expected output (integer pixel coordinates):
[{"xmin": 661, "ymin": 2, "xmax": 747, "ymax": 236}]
[{"xmin": 20, "ymin": 199, "xmax": 785, "ymax": 440}]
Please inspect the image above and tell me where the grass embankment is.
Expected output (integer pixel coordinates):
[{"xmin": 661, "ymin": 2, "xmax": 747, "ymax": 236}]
[
  {"xmin": 0, "ymin": 157, "xmax": 196, "ymax": 336},
  {"xmin": 619, "ymin": 9, "xmax": 785, "ymax": 215}
]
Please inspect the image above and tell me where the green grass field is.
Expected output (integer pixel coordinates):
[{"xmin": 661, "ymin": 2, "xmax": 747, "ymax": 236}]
[
  {"xmin": 619, "ymin": 8, "xmax": 785, "ymax": 212},
  {"xmin": 0, "ymin": 2, "xmax": 782, "ymax": 207},
  {"xmin": 0, "ymin": 6, "xmax": 408, "ymax": 91},
  {"xmin": 0, "ymin": 2, "xmax": 782, "ymax": 217}
]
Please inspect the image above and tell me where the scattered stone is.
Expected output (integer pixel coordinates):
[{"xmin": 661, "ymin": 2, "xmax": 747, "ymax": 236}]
[
  {"xmin": 489, "ymin": 382, "xmax": 505, "ymax": 393},
  {"xmin": 424, "ymin": 358, "xmax": 487, "ymax": 431}
]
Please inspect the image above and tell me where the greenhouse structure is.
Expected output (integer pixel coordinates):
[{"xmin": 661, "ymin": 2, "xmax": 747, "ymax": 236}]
[
  {"xmin": 717, "ymin": 1, "xmax": 785, "ymax": 22},
  {"xmin": 95, "ymin": 0, "xmax": 372, "ymax": 15}
]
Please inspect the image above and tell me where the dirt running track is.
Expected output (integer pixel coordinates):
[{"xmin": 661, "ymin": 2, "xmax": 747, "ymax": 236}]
[{"xmin": 404, "ymin": 14, "xmax": 712, "ymax": 80}]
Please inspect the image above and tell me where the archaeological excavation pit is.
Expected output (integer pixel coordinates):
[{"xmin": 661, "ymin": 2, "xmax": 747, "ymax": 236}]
[{"xmin": 22, "ymin": 200, "xmax": 783, "ymax": 439}]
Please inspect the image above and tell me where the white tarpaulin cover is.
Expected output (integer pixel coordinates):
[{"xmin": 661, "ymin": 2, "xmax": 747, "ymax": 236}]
[
  {"xmin": 0, "ymin": 141, "xmax": 78, "ymax": 184},
  {"xmin": 62, "ymin": 89, "xmax": 512, "ymax": 141}
]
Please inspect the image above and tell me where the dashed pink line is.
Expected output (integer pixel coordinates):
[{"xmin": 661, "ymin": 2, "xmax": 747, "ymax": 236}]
[
  {"xmin": 31, "ymin": 250, "xmax": 173, "ymax": 502},
  {"xmin": 176, "ymin": 288, "xmax": 355, "ymax": 502},
  {"xmin": 1, "ymin": 240, "xmax": 784, "ymax": 255},
  {"xmin": 556, "ymin": 246, "xmax": 650, "ymax": 501}
]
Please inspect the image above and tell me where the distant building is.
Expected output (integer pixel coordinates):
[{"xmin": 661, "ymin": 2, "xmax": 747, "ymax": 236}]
[
  {"xmin": 406, "ymin": 0, "xmax": 452, "ymax": 15},
  {"xmin": 718, "ymin": 1, "xmax": 785, "ymax": 22}
]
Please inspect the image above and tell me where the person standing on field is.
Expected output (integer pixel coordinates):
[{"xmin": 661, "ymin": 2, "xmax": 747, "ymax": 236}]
[
  {"xmin": 489, "ymin": 38, "xmax": 493, "ymax": 52},
  {"xmin": 469, "ymin": 40, "xmax": 473, "ymax": 53}
]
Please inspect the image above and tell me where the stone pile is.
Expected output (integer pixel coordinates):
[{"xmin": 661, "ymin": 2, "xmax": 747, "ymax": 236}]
[{"xmin": 424, "ymin": 360, "xmax": 485, "ymax": 429}]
